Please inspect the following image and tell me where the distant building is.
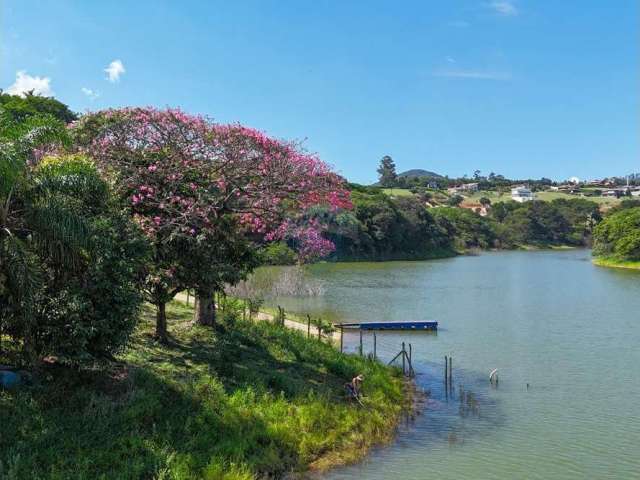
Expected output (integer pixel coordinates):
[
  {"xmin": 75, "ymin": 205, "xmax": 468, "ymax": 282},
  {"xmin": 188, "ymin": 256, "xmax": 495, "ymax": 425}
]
[
  {"xmin": 447, "ymin": 183, "xmax": 479, "ymax": 194},
  {"xmin": 602, "ymin": 188, "xmax": 634, "ymax": 198},
  {"xmin": 568, "ymin": 176, "xmax": 581, "ymax": 185},
  {"xmin": 511, "ymin": 186, "xmax": 535, "ymax": 202}
]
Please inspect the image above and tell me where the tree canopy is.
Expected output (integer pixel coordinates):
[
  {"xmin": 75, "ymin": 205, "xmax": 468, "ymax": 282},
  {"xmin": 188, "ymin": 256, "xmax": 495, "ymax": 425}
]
[
  {"xmin": 593, "ymin": 207, "xmax": 640, "ymax": 261},
  {"xmin": 377, "ymin": 155, "xmax": 397, "ymax": 187},
  {"xmin": 72, "ymin": 108, "xmax": 350, "ymax": 337}
]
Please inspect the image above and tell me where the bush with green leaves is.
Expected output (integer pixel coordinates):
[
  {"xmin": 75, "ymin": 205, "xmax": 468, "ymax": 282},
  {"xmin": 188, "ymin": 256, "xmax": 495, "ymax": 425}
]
[
  {"xmin": 593, "ymin": 207, "xmax": 640, "ymax": 261},
  {"xmin": 259, "ymin": 241, "xmax": 297, "ymax": 265},
  {"xmin": 1, "ymin": 151, "xmax": 148, "ymax": 365}
]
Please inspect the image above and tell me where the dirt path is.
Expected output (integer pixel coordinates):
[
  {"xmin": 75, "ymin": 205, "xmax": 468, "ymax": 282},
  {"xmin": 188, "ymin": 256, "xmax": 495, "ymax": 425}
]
[{"xmin": 174, "ymin": 291, "xmax": 339, "ymax": 342}]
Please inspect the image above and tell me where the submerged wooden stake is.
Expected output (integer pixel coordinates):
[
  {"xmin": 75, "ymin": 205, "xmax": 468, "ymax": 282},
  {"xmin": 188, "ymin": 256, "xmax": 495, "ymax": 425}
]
[{"xmin": 444, "ymin": 356, "xmax": 448, "ymax": 383}]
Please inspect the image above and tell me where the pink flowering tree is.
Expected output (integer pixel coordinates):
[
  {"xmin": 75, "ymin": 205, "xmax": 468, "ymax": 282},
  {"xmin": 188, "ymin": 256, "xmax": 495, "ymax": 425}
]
[{"xmin": 72, "ymin": 108, "xmax": 350, "ymax": 339}]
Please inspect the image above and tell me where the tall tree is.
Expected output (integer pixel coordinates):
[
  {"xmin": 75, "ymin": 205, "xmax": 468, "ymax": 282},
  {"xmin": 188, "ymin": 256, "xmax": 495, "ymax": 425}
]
[
  {"xmin": 377, "ymin": 155, "xmax": 397, "ymax": 187},
  {"xmin": 73, "ymin": 109, "xmax": 350, "ymax": 339}
]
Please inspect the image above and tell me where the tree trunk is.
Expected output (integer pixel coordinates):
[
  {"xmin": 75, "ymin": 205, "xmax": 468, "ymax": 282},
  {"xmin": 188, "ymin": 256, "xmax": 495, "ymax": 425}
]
[
  {"xmin": 156, "ymin": 302, "xmax": 168, "ymax": 343},
  {"xmin": 194, "ymin": 289, "xmax": 216, "ymax": 326}
]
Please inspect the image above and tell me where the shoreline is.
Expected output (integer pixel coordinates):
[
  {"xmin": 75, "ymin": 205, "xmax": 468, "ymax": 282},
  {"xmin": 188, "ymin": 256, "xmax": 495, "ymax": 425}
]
[
  {"xmin": 305, "ymin": 377, "xmax": 422, "ymax": 476},
  {"xmin": 173, "ymin": 296, "xmax": 417, "ymax": 476},
  {"xmin": 593, "ymin": 257, "xmax": 640, "ymax": 270}
]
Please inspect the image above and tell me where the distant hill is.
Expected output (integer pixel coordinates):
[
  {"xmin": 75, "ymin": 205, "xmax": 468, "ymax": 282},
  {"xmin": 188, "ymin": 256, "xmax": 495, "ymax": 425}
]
[{"xmin": 398, "ymin": 169, "xmax": 443, "ymax": 179}]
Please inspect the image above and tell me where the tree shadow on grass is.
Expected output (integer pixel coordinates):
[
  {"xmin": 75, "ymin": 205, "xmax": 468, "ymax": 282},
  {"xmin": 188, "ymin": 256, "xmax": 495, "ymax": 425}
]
[
  {"xmin": 1, "ymin": 302, "xmax": 387, "ymax": 479},
  {"xmin": 1, "ymin": 357, "xmax": 302, "ymax": 479}
]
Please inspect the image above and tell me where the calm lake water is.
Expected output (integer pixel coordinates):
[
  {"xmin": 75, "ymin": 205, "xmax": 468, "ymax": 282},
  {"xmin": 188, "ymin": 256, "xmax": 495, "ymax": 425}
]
[{"xmin": 264, "ymin": 250, "xmax": 640, "ymax": 480}]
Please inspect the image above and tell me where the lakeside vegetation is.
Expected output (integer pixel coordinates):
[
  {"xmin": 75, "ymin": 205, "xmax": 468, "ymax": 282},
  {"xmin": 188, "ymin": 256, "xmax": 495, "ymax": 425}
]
[
  {"xmin": 593, "ymin": 204, "xmax": 640, "ymax": 270},
  {"xmin": 0, "ymin": 93, "xmax": 408, "ymax": 479},
  {"xmin": 323, "ymin": 185, "xmax": 602, "ymax": 260},
  {"xmin": 1, "ymin": 300, "xmax": 406, "ymax": 479}
]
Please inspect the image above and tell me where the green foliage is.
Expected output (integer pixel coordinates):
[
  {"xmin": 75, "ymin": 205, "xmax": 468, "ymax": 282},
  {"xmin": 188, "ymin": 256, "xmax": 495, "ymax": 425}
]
[
  {"xmin": 0, "ymin": 301, "xmax": 405, "ymax": 479},
  {"xmin": 0, "ymin": 152, "xmax": 147, "ymax": 365},
  {"xmin": 376, "ymin": 155, "xmax": 397, "ymax": 187},
  {"xmin": 432, "ymin": 207, "xmax": 497, "ymax": 250},
  {"xmin": 0, "ymin": 91, "xmax": 77, "ymax": 124},
  {"xmin": 593, "ymin": 207, "xmax": 640, "ymax": 261},
  {"xmin": 328, "ymin": 190, "xmax": 453, "ymax": 260},
  {"xmin": 259, "ymin": 241, "xmax": 297, "ymax": 265},
  {"xmin": 447, "ymin": 194, "xmax": 464, "ymax": 207},
  {"xmin": 492, "ymin": 199, "xmax": 600, "ymax": 247}
]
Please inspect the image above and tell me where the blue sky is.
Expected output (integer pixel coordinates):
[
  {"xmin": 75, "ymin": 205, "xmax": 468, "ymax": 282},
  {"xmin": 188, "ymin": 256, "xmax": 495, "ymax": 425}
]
[{"xmin": 2, "ymin": 0, "xmax": 638, "ymax": 183}]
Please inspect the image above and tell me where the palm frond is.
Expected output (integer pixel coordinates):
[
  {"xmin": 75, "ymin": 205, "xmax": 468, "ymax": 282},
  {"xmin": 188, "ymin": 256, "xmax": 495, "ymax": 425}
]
[
  {"xmin": 26, "ymin": 195, "xmax": 90, "ymax": 270},
  {"xmin": 0, "ymin": 234, "xmax": 44, "ymax": 310}
]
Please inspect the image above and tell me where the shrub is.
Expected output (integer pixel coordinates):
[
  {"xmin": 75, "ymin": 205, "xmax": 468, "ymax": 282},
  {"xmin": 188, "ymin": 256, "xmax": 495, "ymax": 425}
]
[
  {"xmin": 259, "ymin": 242, "xmax": 297, "ymax": 265},
  {"xmin": 593, "ymin": 207, "xmax": 640, "ymax": 261},
  {"xmin": 1, "ymin": 154, "xmax": 148, "ymax": 365}
]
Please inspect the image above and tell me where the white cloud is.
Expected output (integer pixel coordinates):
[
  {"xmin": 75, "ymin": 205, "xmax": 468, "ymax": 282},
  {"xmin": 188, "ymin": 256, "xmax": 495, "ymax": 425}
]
[
  {"xmin": 81, "ymin": 87, "xmax": 100, "ymax": 100},
  {"xmin": 446, "ymin": 56, "xmax": 456, "ymax": 64},
  {"xmin": 488, "ymin": 1, "xmax": 518, "ymax": 16},
  {"xmin": 6, "ymin": 70, "xmax": 53, "ymax": 97},
  {"xmin": 104, "ymin": 59, "xmax": 125, "ymax": 82},
  {"xmin": 433, "ymin": 69, "xmax": 512, "ymax": 80}
]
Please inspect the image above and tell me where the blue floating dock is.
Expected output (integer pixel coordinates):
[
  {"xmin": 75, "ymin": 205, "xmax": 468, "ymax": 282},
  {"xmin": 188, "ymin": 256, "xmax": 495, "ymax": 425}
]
[{"xmin": 337, "ymin": 321, "xmax": 438, "ymax": 331}]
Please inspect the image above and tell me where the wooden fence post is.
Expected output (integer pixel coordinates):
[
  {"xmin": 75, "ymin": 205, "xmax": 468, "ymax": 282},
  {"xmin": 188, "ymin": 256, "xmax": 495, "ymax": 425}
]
[
  {"xmin": 359, "ymin": 329, "xmax": 363, "ymax": 356},
  {"xmin": 402, "ymin": 342, "xmax": 406, "ymax": 375},
  {"xmin": 317, "ymin": 319, "xmax": 321, "ymax": 340},
  {"xmin": 339, "ymin": 326, "xmax": 344, "ymax": 352},
  {"xmin": 373, "ymin": 332, "xmax": 377, "ymax": 361},
  {"xmin": 307, "ymin": 315, "xmax": 311, "ymax": 338}
]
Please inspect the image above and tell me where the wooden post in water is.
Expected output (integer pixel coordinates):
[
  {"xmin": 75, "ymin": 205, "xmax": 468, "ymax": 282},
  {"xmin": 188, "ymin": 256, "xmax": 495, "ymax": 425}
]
[
  {"xmin": 359, "ymin": 329, "xmax": 363, "ymax": 356},
  {"xmin": 444, "ymin": 355, "xmax": 449, "ymax": 385},
  {"xmin": 408, "ymin": 343, "xmax": 413, "ymax": 377},
  {"xmin": 449, "ymin": 356, "xmax": 453, "ymax": 386},
  {"xmin": 307, "ymin": 315, "xmax": 311, "ymax": 338},
  {"xmin": 373, "ymin": 332, "xmax": 377, "ymax": 361},
  {"xmin": 339, "ymin": 326, "xmax": 344, "ymax": 353},
  {"xmin": 402, "ymin": 342, "xmax": 406, "ymax": 375}
]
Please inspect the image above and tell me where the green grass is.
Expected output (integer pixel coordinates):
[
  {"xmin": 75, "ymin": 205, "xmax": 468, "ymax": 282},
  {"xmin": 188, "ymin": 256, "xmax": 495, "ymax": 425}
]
[
  {"xmin": 535, "ymin": 191, "xmax": 620, "ymax": 205},
  {"xmin": 381, "ymin": 188, "xmax": 414, "ymax": 197},
  {"xmin": 460, "ymin": 190, "xmax": 621, "ymax": 206},
  {"xmin": 380, "ymin": 187, "xmax": 623, "ymax": 207},
  {"xmin": 1, "ymin": 302, "xmax": 406, "ymax": 480},
  {"xmin": 593, "ymin": 257, "xmax": 640, "ymax": 270}
]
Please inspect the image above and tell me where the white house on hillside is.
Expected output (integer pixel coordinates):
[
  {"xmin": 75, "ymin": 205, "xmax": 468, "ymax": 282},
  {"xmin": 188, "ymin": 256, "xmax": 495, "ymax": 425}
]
[{"xmin": 511, "ymin": 186, "xmax": 535, "ymax": 202}]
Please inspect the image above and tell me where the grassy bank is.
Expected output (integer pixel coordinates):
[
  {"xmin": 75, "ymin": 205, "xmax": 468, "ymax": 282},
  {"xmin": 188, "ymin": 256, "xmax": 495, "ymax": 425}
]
[
  {"xmin": 1, "ymin": 302, "xmax": 407, "ymax": 480},
  {"xmin": 593, "ymin": 257, "xmax": 640, "ymax": 270},
  {"xmin": 332, "ymin": 247, "xmax": 457, "ymax": 262}
]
